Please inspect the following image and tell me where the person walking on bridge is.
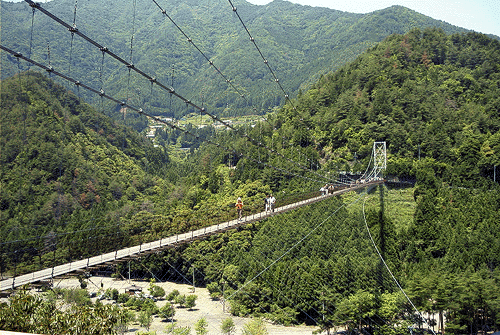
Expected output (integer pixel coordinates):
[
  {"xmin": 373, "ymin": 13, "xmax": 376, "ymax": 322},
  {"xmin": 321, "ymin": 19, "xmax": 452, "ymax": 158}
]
[
  {"xmin": 269, "ymin": 194, "xmax": 276, "ymax": 212},
  {"xmin": 236, "ymin": 197, "xmax": 244, "ymax": 221}
]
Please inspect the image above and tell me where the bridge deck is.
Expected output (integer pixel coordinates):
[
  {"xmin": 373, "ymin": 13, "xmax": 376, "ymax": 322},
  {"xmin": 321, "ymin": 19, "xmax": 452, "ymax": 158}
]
[{"xmin": 0, "ymin": 181, "xmax": 383, "ymax": 291}]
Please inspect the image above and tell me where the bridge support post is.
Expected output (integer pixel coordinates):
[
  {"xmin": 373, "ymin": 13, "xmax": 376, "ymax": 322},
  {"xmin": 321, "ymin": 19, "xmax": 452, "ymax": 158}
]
[{"xmin": 373, "ymin": 142, "xmax": 387, "ymax": 179}]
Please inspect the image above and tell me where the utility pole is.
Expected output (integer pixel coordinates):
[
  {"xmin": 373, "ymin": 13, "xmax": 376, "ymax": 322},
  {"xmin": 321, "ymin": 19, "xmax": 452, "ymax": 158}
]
[
  {"xmin": 192, "ymin": 266, "xmax": 195, "ymax": 293},
  {"xmin": 222, "ymin": 279, "xmax": 226, "ymax": 313}
]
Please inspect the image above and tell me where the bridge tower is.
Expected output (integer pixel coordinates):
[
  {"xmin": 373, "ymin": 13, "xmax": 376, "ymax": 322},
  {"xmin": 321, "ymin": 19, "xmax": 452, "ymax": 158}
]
[{"xmin": 373, "ymin": 141, "xmax": 386, "ymax": 179}]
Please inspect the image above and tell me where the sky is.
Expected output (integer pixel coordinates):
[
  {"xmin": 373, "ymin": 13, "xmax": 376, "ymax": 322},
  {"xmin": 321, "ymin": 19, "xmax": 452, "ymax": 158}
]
[
  {"xmin": 247, "ymin": 0, "xmax": 500, "ymax": 37},
  {"xmin": 3, "ymin": 0, "xmax": 500, "ymax": 37}
]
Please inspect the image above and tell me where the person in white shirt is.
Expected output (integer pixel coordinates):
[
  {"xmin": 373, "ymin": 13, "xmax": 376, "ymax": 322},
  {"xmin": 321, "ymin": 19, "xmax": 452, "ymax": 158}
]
[{"xmin": 269, "ymin": 194, "xmax": 276, "ymax": 212}]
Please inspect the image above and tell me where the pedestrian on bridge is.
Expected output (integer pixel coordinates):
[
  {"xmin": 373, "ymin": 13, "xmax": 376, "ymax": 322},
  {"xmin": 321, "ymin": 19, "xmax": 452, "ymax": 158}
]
[
  {"xmin": 269, "ymin": 194, "xmax": 276, "ymax": 212},
  {"xmin": 265, "ymin": 194, "xmax": 270, "ymax": 212},
  {"xmin": 236, "ymin": 197, "xmax": 244, "ymax": 221}
]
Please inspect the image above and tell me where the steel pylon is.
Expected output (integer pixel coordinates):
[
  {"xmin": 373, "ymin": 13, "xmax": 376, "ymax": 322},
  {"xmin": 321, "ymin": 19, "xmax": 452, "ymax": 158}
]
[{"xmin": 373, "ymin": 141, "xmax": 386, "ymax": 179}]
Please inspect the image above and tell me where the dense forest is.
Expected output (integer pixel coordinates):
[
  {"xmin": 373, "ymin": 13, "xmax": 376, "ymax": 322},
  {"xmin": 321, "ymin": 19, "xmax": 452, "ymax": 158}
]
[
  {"xmin": 287, "ymin": 28, "xmax": 500, "ymax": 184},
  {"xmin": 143, "ymin": 29, "xmax": 500, "ymax": 334},
  {"xmin": 1, "ymin": 0, "xmax": 473, "ymax": 121},
  {"xmin": 1, "ymin": 19, "xmax": 500, "ymax": 335}
]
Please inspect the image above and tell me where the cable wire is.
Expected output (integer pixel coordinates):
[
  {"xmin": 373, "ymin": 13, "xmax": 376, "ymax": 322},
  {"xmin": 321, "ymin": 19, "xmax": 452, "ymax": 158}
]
[
  {"xmin": 150, "ymin": 0, "xmax": 247, "ymax": 102},
  {"xmin": 0, "ymin": 45, "xmax": 329, "ymax": 188},
  {"xmin": 362, "ymin": 196, "xmax": 436, "ymax": 334},
  {"xmin": 22, "ymin": 0, "xmax": 331, "ymax": 183}
]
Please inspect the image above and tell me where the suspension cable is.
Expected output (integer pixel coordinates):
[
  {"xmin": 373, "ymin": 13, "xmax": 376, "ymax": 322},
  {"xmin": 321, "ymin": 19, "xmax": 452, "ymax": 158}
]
[
  {"xmin": 150, "ymin": 0, "xmax": 246, "ymax": 102},
  {"xmin": 227, "ymin": 0, "xmax": 294, "ymax": 109},
  {"xmin": 1, "ymin": 45, "xmax": 327, "ymax": 186},
  {"xmin": 28, "ymin": 2, "xmax": 36, "ymax": 66},
  {"xmin": 227, "ymin": 0, "xmax": 324, "ymax": 175},
  {"xmin": 362, "ymin": 196, "xmax": 436, "ymax": 334},
  {"xmin": 68, "ymin": 0, "xmax": 78, "ymax": 76},
  {"xmin": 21, "ymin": 0, "xmax": 334, "ymax": 184},
  {"xmin": 126, "ymin": 0, "xmax": 137, "ymax": 109}
]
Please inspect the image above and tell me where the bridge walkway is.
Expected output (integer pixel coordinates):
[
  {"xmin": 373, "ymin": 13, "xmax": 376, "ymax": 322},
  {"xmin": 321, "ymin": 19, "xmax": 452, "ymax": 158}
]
[{"xmin": 0, "ymin": 181, "xmax": 383, "ymax": 291}]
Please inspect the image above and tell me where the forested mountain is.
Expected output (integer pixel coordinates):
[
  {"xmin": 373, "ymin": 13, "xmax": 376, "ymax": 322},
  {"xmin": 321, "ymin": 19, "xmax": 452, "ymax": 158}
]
[
  {"xmin": 1, "ymin": 0, "xmax": 473, "ymax": 121},
  {"xmin": 0, "ymin": 72, "xmax": 173, "ymax": 265},
  {"xmin": 280, "ymin": 28, "xmax": 500, "ymax": 186},
  {"xmin": 0, "ymin": 71, "xmax": 286, "ymax": 274},
  {"xmin": 2, "ymin": 9, "xmax": 500, "ymax": 335},
  {"xmin": 130, "ymin": 28, "xmax": 500, "ymax": 334},
  {"xmin": 235, "ymin": 27, "xmax": 500, "ymax": 333},
  {"xmin": 164, "ymin": 28, "xmax": 500, "ymax": 334}
]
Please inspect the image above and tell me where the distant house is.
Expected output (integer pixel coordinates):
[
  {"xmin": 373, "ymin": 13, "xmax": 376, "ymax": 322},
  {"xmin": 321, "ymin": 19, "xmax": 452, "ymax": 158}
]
[
  {"xmin": 125, "ymin": 285, "xmax": 142, "ymax": 295},
  {"xmin": 146, "ymin": 126, "xmax": 156, "ymax": 138}
]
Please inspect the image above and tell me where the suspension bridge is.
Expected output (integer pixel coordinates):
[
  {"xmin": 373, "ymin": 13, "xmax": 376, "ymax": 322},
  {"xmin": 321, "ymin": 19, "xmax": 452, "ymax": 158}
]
[
  {"xmin": 0, "ymin": 1, "xmax": 434, "ymax": 334},
  {"xmin": 0, "ymin": 0, "xmax": 389, "ymax": 289},
  {"xmin": 0, "ymin": 179, "xmax": 384, "ymax": 292}
]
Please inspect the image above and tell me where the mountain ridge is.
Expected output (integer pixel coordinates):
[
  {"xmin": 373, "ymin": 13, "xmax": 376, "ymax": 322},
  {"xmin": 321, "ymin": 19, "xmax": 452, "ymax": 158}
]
[
  {"xmin": 1, "ymin": 0, "xmax": 478, "ymax": 120},
  {"xmin": 1, "ymin": 13, "xmax": 500, "ymax": 334}
]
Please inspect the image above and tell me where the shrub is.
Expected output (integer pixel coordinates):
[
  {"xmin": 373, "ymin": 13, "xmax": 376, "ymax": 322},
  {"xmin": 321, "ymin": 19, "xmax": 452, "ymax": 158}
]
[
  {"xmin": 137, "ymin": 310, "xmax": 153, "ymax": 331},
  {"xmin": 185, "ymin": 295, "xmax": 197, "ymax": 310},
  {"xmin": 159, "ymin": 303, "xmax": 175, "ymax": 321},
  {"xmin": 148, "ymin": 279, "xmax": 165, "ymax": 299},
  {"xmin": 105, "ymin": 288, "xmax": 119, "ymax": 301},
  {"xmin": 117, "ymin": 293, "xmax": 130, "ymax": 304},
  {"xmin": 206, "ymin": 282, "xmax": 221, "ymax": 299},
  {"xmin": 124, "ymin": 296, "xmax": 158, "ymax": 314},
  {"xmin": 242, "ymin": 318, "xmax": 268, "ymax": 335},
  {"xmin": 194, "ymin": 317, "xmax": 208, "ymax": 335},
  {"xmin": 221, "ymin": 317, "xmax": 236, "ymax": 335},
  {"xmin": 167, "ymin": 289, "xmax": 180, "ymax": 302},
  {"xmin": 165, "ymin": 323, "xmax": 191, "ymax": 334},
  {"xmin": 149, "ymin": 285, "xmax": 165, "ymax": 299},
  {"xmin": 62, "ymin": 288, "xmax": 91, "ymax": 306},
  {"xmin": 174, "ymin": 294, "xmax": 186, "ymax": 307}
]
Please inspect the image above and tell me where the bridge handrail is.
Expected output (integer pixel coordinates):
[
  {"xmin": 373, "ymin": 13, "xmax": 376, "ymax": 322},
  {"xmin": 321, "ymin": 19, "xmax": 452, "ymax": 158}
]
[{"xmin": 0, "ymin": 180, "xmax": 383, "ymax": 291}]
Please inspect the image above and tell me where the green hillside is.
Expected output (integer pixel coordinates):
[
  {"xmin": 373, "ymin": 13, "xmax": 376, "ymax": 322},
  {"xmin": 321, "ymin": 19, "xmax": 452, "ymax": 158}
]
[
  {"xmin": 0, "ymin": 72, "xmax": 173, "ymax": 267},
  {"xmin": 1, "ymin": 0, "xmax": 471, "ymax": 121},
  {"xmin": 165, "ymin": 28, "xmax": 500, "ymax": 334},
  {"xmin": 0, "ymin": 71, "xmax": 284, "ymax": 274},
  {"xmin": 1, "ymin": 18, "xmax": 500, "ymax": 335},
  {"xmin": 282, "ymin": 28, "xmax": 500, "ymax": 186}
]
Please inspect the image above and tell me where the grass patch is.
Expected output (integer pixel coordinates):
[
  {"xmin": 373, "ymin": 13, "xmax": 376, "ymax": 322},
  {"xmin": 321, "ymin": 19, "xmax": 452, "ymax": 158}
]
[{"xmin": 343, "ymin": 185, "xmax": 416, "ymax": 233}]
